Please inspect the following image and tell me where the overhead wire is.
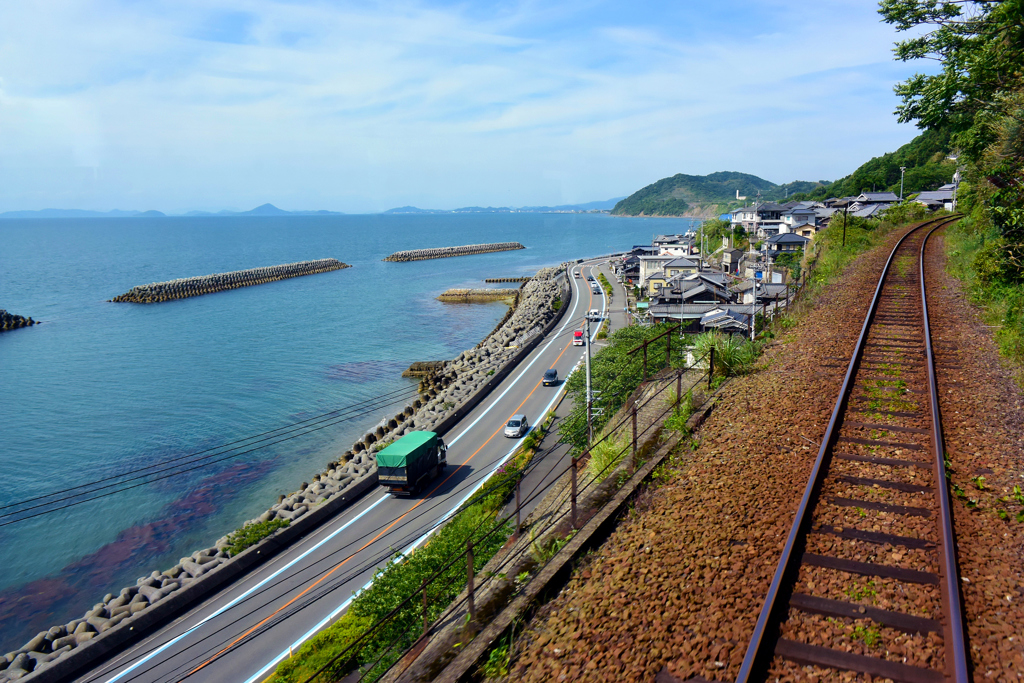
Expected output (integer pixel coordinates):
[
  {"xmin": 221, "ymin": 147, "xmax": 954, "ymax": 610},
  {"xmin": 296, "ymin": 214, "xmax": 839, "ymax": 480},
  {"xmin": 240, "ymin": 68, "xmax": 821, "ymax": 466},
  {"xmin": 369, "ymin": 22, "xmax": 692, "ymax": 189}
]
[{"xmin": 75, "ymin": 267, "xmax": 602, "ymax": 681}]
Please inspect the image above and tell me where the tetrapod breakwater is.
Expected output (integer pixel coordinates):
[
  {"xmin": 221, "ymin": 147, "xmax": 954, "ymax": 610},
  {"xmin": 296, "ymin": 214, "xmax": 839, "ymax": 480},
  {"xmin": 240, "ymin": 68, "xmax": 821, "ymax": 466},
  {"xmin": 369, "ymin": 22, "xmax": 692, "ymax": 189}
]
[
  {"xmin": 0, "ymin": 310, "xmax": 36, "ymax": 332},
  {"xmin": 484, "ymin": 277, "xmax": 531, "ymax": 283},
  {"xmin": 109, "ymin": 259, "xmax": 351, "ymax": 303},
  {"xmin": 383, "ymin": 242, "xmax": 525, "ymax": 262}
]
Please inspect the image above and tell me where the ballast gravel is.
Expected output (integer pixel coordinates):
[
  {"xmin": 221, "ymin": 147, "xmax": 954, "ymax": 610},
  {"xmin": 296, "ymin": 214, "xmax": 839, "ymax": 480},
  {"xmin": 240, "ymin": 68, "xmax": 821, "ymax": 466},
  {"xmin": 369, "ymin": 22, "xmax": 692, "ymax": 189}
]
[{"xmin": 506, "ymin": 225, "xmax": 1024, "ymax": 682}]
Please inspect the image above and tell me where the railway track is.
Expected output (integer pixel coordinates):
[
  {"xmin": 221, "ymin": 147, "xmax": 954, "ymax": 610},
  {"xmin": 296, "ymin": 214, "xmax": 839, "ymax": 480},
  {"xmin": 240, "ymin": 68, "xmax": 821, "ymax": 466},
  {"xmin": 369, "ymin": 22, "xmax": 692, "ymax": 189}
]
[{"xmin": 736, "ymin": 216, "xmax": 969, "ymax": 683}]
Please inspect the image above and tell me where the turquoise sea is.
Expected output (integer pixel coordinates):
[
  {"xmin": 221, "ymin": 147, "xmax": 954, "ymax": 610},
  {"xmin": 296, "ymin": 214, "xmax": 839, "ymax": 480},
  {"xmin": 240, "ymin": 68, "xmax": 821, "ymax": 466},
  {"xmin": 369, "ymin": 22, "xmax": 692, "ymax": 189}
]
[{"xmin": 0, "ymin": 212, "xmax": 700, "ymax": 650}]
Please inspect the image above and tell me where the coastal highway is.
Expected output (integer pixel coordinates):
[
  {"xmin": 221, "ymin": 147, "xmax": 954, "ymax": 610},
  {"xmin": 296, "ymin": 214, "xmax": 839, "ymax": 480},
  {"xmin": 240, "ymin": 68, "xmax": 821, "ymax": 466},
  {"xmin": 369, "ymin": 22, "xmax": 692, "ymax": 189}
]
[{"xmin": 77, "ymin": 257, "xmax": 620, "ymax": 683}]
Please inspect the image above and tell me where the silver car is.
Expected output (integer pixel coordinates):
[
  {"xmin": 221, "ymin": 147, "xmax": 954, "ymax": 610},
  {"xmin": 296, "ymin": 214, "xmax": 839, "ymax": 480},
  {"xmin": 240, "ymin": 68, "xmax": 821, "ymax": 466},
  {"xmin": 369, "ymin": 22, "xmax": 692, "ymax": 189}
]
[{"xmin": 504, "ymin": 414, "xmax": 529, "ymax": 438}]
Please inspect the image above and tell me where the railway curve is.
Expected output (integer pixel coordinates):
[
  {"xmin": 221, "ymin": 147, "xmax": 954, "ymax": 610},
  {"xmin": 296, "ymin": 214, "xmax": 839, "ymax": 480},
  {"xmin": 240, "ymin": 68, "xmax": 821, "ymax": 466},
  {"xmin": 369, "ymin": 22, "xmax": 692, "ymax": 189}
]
[{"xmin": 737, "ymin": 215, "xmax": 968, "ymax": 683}]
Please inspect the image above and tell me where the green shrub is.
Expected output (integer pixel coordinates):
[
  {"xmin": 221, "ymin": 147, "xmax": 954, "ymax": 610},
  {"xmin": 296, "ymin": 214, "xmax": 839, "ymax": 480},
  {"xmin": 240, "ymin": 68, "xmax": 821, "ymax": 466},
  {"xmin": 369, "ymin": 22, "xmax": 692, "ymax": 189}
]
[
  {"xmin": 692, "ymin": 331, "xmax": 762, "ymax": 377},
  {"xmin": 585, "ymin": 431, "xmax": 629, "ymax": 482},
  {"xmin": 226, "ymin": 518, "xmax": 290, "ymax": 557},
  {"xmin": 269, "ymin": 613, "xmax": 372, "ymax": 683}
]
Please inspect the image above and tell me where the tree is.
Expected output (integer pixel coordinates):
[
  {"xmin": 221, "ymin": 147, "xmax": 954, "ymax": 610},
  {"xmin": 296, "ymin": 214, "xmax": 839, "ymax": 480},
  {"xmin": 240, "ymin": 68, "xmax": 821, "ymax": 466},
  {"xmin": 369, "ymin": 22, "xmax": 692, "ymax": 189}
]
[{"xmin": 880, "ymin": 0, "xmax": 1024, "ymax": 160}]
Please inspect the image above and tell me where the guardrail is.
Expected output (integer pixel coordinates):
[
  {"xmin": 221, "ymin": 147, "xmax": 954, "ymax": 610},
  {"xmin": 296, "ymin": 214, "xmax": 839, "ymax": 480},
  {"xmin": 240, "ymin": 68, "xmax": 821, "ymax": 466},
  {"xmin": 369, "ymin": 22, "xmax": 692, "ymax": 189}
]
[{"xmin": 298, "ymin": 346, "xmax": 715, "ymax": 683}]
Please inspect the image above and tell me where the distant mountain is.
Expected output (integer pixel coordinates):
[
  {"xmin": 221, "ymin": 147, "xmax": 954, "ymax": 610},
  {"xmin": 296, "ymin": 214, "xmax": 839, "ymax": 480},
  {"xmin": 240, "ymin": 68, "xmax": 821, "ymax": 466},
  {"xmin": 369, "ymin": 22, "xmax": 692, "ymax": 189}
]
[
  {"xmin": 1, "ymin": 204, "xmax": 345, "ymax": 219},
  {"xmin": 612, "ymin": 171, "xmax": 825, "ymax": 217},
  {"xmin": 0, "ymin": 208, "xmax": 167, "ymax": 219},
  {"xmin": 381, "ymin": 198, "xmax": 625, "ymax": 214}
]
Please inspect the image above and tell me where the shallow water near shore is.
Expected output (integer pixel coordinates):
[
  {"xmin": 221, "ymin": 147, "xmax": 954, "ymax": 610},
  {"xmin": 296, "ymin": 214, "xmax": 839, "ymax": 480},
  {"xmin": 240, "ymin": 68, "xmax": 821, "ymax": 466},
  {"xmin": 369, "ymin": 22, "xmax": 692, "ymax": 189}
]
[{"xmin": 0, "ymin": 212, "xmax": 699, "ymax": 649}]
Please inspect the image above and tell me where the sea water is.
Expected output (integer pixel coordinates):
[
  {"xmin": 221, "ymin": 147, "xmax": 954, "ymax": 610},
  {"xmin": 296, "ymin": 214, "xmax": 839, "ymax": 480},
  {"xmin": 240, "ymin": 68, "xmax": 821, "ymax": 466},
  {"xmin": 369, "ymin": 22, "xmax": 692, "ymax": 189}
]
[{"xmin": 0, "ymin": 212, "xmax": 699, "ymax": 649}]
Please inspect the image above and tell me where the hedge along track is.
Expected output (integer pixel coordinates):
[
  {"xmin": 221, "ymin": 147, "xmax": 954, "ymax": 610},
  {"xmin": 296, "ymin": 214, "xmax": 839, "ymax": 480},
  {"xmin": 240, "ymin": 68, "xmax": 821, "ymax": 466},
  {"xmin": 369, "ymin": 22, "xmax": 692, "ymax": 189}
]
[{"xmin": 735, "ymin": 215, "xmax": 968, "ymax": 683}]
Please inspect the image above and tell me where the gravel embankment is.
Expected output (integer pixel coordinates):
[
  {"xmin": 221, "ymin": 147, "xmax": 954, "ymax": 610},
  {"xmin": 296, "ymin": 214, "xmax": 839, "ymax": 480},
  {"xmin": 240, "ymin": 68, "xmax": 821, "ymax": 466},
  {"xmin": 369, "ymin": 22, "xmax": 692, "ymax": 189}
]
[
  {"xmin": 923, "ymin": 232, "xmax": 1024, "ymax": 679},
  {"xmin": 507, "ymin": 226, "xmax": 1024, "ymax": 681}
]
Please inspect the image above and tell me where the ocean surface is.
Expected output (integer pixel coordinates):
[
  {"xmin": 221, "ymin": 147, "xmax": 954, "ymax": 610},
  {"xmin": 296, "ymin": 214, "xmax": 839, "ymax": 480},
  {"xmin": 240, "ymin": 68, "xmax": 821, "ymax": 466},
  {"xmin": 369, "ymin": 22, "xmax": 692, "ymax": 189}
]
[{"xmin": 0, "ymin": 212, "xmax": 700, "ymax": 650}]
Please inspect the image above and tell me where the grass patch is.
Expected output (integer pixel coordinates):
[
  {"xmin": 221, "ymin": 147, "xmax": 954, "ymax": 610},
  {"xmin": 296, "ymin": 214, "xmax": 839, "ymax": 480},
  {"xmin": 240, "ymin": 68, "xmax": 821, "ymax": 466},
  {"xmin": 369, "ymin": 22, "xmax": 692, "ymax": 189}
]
[{"xmin": 225, "ymin": 518, "xmax": 290, "ymax": 557}]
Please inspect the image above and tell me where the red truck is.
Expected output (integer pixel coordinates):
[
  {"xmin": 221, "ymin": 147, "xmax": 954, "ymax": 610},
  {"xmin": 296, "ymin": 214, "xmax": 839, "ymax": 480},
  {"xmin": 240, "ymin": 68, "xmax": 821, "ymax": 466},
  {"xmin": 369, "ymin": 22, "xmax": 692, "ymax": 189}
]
[{"xmin": 573, "ymin": 329, "xmax": 585, "ymax": 346}]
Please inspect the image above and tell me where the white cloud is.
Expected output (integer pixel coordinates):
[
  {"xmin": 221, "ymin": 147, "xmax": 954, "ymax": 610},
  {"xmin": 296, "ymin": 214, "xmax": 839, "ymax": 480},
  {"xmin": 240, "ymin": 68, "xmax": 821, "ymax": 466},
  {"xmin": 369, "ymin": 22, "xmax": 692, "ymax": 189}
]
[{"xmin": 0, "ymin": 0, "xmax": 935, "ymax": 212}]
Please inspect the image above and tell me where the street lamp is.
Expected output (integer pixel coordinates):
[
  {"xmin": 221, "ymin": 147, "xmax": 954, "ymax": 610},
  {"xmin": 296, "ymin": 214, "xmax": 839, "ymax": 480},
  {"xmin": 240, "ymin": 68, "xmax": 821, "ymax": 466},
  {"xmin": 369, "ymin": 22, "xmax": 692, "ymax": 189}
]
[{"xmin": 899, "ymin": 166, "xmax": 907, "ymax": 202}]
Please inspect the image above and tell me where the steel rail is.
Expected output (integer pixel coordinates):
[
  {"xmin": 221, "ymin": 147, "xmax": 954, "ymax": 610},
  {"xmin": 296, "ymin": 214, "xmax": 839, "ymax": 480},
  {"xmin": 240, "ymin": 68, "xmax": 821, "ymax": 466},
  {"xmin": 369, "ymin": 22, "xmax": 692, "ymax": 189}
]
[
  {"xmin": 920, "ymin": 222, "xmax": 969, "ymax": 681},
  {"xmin": 735, "ymin": 214, "xmax": 964, "ymax": 682}
]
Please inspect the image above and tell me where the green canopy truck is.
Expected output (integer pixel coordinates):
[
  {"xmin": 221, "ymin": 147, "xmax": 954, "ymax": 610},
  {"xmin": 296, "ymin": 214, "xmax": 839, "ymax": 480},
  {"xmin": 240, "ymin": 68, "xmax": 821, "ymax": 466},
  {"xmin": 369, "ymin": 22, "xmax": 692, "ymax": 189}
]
[{"xmin": 376, "ymin": 431, "xmax": 448, "ymax": 496}]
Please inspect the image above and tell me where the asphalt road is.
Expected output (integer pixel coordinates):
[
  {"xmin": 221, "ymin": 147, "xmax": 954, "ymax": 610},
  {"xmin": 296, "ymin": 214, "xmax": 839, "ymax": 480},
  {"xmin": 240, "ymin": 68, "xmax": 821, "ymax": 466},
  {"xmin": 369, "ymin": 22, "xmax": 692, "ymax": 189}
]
[{"xmin": 77, "ymin": 257, "xmax": 626, "ymax": 683}]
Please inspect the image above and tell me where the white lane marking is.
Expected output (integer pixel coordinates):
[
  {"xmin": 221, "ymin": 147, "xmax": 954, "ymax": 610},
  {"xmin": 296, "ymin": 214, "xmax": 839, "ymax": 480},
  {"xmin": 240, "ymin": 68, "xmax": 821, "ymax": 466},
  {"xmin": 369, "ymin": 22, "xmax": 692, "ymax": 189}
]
[
  {"xmin": 100, "ymin": 494, "xmax": 390, "ymax": 683},
  {"xmin": 110, "ymin": 269, "xmax": 590, "ymax": 683},
  {"xmin": 445, "ymin": 269, "xmax": 587, "ymax": 448},
  {"xmin": 244, "ymin": 268, "xmax": 600, "ymax": 682},
  {"xmin": 244, "ymin": 375, "xmax": 574, "ymax": 683}
]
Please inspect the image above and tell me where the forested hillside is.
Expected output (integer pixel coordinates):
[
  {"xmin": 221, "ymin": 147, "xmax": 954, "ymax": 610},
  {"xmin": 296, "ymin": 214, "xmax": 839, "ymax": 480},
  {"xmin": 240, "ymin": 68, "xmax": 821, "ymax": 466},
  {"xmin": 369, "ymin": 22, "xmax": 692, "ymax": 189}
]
[
  {"xmin": 612, "ymin": 171, "xmax": 822, "ymax": 216},
  {"xmin": 878, "ymin": 0, "xmax": 1024, "ymax": 373},
  {"xmin": 792, "ymin": 128, "xmax": 956, "ymax": 200}
]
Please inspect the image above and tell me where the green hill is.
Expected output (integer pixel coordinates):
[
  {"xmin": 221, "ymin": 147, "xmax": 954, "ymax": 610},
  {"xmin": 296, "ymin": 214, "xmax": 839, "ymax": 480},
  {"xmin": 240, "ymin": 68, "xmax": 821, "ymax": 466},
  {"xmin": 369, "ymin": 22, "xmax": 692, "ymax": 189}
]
[
  {"xmin": 611, "ymin": 171, "xmax": 824, "ymax": 216},
  {"xmin": 791, "ymin": 129, "xmax": 955, "ymax": 201}
]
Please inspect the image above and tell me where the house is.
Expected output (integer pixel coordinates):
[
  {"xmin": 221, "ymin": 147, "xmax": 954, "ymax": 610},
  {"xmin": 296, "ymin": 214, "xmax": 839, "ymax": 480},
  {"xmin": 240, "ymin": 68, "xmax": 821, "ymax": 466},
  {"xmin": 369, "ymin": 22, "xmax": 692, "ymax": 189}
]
[
  {"xmin": 781, "ymin": 205, "xmax": 818, "ymax": 232},
  {"xmin": 914, "ymin": 188, "xmax": 955, "ymax": 211},
  {"xmin": 765, "ymin": 232, "xmax": 810, "ymax": 255},
  {"xmin": 700, "ymin": 308, "xmax": 751, "ymax": 335},
  {"xmin": 721, "ymin": 248, "xmax": 744, "ymax": 274},
  {"xmin": 650, "ymin": 271, "xmax": 735, "ymax": 303},
  {"xmin": 850, "ymin": 203, "xmax": 891, "ymax": 219},
  {"xmin": 637, "ymin": 255, "xmax": 677, "ymax": 288},
  {"xmin": 618, "ymin": 255, "xmax": 641, "ymax": 283},
  {"xmin": 648, "ymin": 302, "xmax": 750, "ymax": 330},
  {"xmin": 854, "ymin": 191, "xmax": 899, "ymax": 204},
  {"xmin": 730, "ymin": 202, "xmax": 787, "ymax": 238}
]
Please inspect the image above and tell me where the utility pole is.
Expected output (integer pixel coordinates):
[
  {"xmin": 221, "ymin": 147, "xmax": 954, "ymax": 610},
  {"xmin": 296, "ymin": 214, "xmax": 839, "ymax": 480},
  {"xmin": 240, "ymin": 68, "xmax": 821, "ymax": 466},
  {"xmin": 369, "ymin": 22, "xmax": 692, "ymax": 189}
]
[
  {"xmin": 899, "ymin": 166, "xmax": 907, "ymax": 202},
  {"xmin": 585, "ymin": 314, "xmax": 593, "ymax": 442},
  {"xmin": 751, "ymin": 279, "xmax": 758, "ymax": 341},
  {"xmin": 842, "ymin": 205, "xmax": 849, "ymax": 247}
]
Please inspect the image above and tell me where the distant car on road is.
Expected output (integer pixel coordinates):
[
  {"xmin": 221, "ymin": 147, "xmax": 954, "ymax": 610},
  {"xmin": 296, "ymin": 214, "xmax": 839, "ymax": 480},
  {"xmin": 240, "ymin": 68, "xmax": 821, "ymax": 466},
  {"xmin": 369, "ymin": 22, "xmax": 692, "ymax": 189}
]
[
  {"xmin": 573, "ymin": 271, "xmax": 581, "ymax": 279},
  {"xmin": 587, "ymin": 309, "xmax": 602, "ymax": 321},
  {"xmin": 504, "ymin": 414, "xmax": 529, "ymax": 438},
  {"xmin": 543, "ymin": 368, "xmax": 558, "ymax": 386},
  {"xmin": 586, "ymin": 275, "xmax": 595, "ymax": 281}
]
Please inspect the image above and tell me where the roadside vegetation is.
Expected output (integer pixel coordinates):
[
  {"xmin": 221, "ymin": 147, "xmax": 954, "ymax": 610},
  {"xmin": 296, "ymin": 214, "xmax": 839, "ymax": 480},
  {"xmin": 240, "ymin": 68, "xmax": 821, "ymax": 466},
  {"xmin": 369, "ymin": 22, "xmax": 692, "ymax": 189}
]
[
  {"xmin": 268, "ymin": 413, "xmax": 557, "ymax": 683},
  {"xmin": 559, "ymin": 325, "xmax": 762, "ymax": 453},
  {"xmin": 877, "ymin": 0, "xmax": 1024, "ymax": 380},
  {"xmin": 225, "ymin": 518, "xmax": 290, "ymax": 557},
  {"xmin": 597, "ymin": 272, "xmax": 613, "ymax": 297}
]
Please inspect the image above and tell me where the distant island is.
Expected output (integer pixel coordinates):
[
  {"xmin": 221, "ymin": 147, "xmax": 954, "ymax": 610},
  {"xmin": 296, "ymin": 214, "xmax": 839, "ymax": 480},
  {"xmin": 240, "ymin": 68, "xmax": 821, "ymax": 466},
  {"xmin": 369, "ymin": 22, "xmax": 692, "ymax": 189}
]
[
  {"xmin": 381, "ymin": 198, "xmax": 624, "ymax": 214},
  {"xmin": 0, "ymin": 204, "xmax": 345, "ymax": 220},
  {"xmin": 611, "ymin": 171, "xmax": 824, "ymax": 217},
  {"xmin": 0, "ymin": 200, "xmax": 625, "ymax": 219}
]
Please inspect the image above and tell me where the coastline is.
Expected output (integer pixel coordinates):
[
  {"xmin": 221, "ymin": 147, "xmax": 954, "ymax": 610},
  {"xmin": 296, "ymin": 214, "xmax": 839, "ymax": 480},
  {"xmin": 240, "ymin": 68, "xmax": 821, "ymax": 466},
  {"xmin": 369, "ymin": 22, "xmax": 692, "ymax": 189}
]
[{"xmin": 0, "ymin": 265, "xmax": 570, "ymax": 682}]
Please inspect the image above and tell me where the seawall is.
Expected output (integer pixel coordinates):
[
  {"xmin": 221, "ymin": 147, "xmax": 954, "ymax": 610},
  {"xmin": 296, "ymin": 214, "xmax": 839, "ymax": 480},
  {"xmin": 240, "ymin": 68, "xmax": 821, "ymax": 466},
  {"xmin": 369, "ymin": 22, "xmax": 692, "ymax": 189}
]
[
  {"xmin": 383, "ymin": 242, "xmax": 524, "ymax": 262},
  {"xmin": 0, "ymin": 310, "xmax": 36, "ymax": 332},
  {"xmin": 3, "ymin": 264, "xmax": 572, "ymax": 683},
  {"xmin": 109, "ymin": 259, "xmax": 350, "ymax": 304}
]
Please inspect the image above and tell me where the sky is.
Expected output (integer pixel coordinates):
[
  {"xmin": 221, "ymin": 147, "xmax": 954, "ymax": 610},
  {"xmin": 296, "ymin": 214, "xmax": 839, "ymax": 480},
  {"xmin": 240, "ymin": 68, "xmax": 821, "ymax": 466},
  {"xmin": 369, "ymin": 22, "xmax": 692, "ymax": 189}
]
[{"xmin": 0, "ymin": 0, "xmax": 937, "ymax": 213}]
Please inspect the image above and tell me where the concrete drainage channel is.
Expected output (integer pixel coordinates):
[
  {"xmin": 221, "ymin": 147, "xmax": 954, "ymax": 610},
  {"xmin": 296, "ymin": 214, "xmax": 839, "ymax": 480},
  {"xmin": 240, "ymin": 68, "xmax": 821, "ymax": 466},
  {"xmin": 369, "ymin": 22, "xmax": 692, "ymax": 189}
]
[{"xmin": 2, "ymin": 266, "xmax": 572, "ymax": 683}]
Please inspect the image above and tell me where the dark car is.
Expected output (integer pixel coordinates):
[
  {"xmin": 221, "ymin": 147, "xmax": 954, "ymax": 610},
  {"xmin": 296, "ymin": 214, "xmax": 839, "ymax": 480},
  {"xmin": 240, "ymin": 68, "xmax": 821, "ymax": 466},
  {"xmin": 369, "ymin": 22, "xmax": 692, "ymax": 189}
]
[
  {"xmin": 586, "ymin": 275, "xmax": 595, "ymax": 281},
  {"xmin": 543, "ymin": 368, "xmax": 558, "ymax": 386}
]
